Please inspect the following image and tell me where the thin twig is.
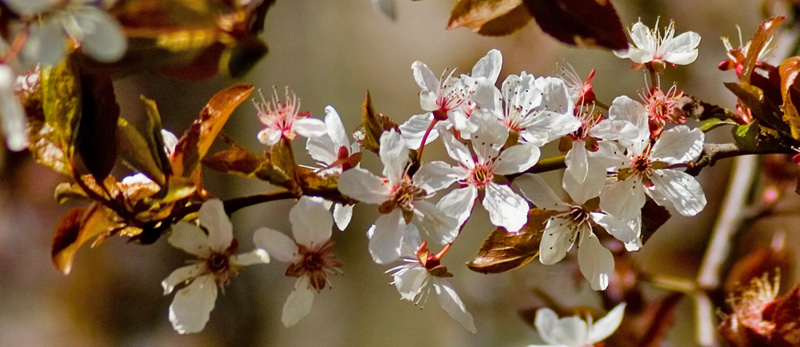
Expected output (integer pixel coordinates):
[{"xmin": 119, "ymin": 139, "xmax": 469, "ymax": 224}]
[{"xmin": 223, "ymin": 190, "xmax": 295, "ymax": 214}]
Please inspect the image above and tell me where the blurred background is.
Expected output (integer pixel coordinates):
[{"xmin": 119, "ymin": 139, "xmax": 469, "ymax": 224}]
[{"xmin": 1, "ymin": 0, "xmax": 798, "ymax": 346}]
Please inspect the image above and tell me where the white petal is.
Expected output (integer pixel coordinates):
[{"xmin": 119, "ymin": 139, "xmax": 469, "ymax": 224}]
[
  {"xmin": 199, "ymin": 199, "xmax": 233, "ymax": 252},
  {"xmin": 379, "ymin": 130, "xmax": 409, "ymax": 185},
  {"xmin": 649, "ymin": 169, "xmax": 707, "ymax": 217},
  {"xmin": 399, "ymin": 223, "xmax": 423, "ymax": 257},
  {"xmin": 608, "ymin": 95, "xmax": 649, "ymax": 152},
  {"xmin": 533, "ymin": 308, "xmax": 561, "ymax": 345},
  {"xmin": 253, "ymin": 227, "xmax": 300, "ymax": 263},
  {"xmin": 493, "ymin": 143, "xmax": 540, "ymax": 175},
  {"xmin": 436, "ymin": 186, "xmax": 478, "ymax": 228},
  {"xmin": 74, "ymin": 8, "xmax": 127, "ymax": 62},
  {"xmin": 333, "ymin": 203, "xmax": 353, "ymax": 230},
  {"xmin": 600, "ymin": 178, "xmax": 646, "ymax": 220},
  {"xmin": 369, "ymin": 210, "xmax": 405, "ymax": 264},
  {"xmin": 324, "ymin": 105, "xmax": 350, "ymax": 149},
  {"xmin": 413, "ymin": 161, "xmax": 458, "ymax": 193},
  {"xmin": 168, "ymin": 275, "xmax": 218, "ymax": 334},
  {"xmin": 513, "ymin": 174, "xmax": 568, "ymax": 211},
  {"xmin": 591, "ymin": 212, "xmax": 640, "ymax": 251},
  {"xmin": 439, "ymin": 126, "xmax": 475, "ymax": 168},
  {"xmin": 414, "ymin": 200, "xmax": 459, "ymax": 245},
  {"xmin": 447, "ymin": 110, "xmax": 477, "ymax": 135},
  {"xmin": 399, "ymin": 113, "xmax": 439, "ymax": 149},
  {"xmin": 566, "ymin": 141, "xmax": 589, "ymax": 183},
  {"xmin": 471, "ymin": 49, "xmax": 502, "ymax": 83},
  {"xmin": 282, "ymin": 276, "xmax": 315, "ymax": 327},
  {"xmin": 539, "ymin": 216, "xmax": 576, "ymax": 265},
  {"xmin": 546, "ymin": 316, "xmax": 590, "ymax": 346},
  {"xmin": 24, "ymin": 20, "xmax": 66, "ymax": 66},
  {"xmin": 663, "ymin": 31, "xmax": 701, "ymax": 65},
  {"xmin": 472, "ymin": 83, "xmax": 502, "ymax": 111},
  {"xmin": 578, "ymin": 230, "xmax": 614, "ymax": 291},
  {"xmin": 290, "ymin": 196, "xmax": 333, "ymax": 246},
  {"xmin": 392, "ymin": 265, "xmax": 428, "ymax": 301},
  {"xmin": 257, "ymin": 127, "xmax": 281, "ymax": 146},
  {"xmin": 433, "ymin": 279, "xmax": 477, "ymax": 334},
  {"xmin": 232, "ymin": 249, "xmax": 270, "ymax": 266},
  {"xmin": 470, "ymin": 112, "xmax": 508, "ymax": 163},
  {"xmin": 294, "ymin": 118, "xmax": 328, "ymax": 138},
  {"xmin": 162, "ymin": 263, "xmax": 206, "ymax": 295},
  {"xmin": 587, "ymin": 302, "xmax": 627, "ymax": 343},
  {"xmin": 5, "ymin": 0, "xmax": 54, "ymax": 14},
  {"xmin": 306, "ymin": 133, "xmax": 337, "ymax": 165},
  {"xmin": 651, "ymin": 126, "xmax": 704, "ymax": 165},
  {"xmin": 590, "ymin": 118, "xmax": 640, "ymax": 142},
  {"xmin": 412, "ymin": 61, "xmax": 440, "ymax": 92},
  {"xmin": 563, "ymin": 151, "xmax": 606, "ymax": 205},
  {"xmin": 168, "ymin": 222, "xmax": 212, "ymax": 257},
  {"xmin": 338, "ymin": 168, "xmax": 390, "ymax": 204},
  {"xmin": 483, "ymin": 183, "xmax": 529, "ymax": 232},
  {"xmin": 535, "ymin": 77, "xmax": 574, "ymax": 117}
]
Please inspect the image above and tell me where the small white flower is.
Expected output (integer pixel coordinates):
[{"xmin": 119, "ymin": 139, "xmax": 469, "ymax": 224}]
[
  {"xmin": 255, "ymin": 87, "xmax": 326, "ymax": 146},
  {"xmin": 529, "ymin": 303, "xmax": 626, "ymax": 347},
  {"xmin": 434, "ymin": 112, "xmax": 538, "ymax": 232},
  {"xmin": 0, "ymin": 65, "xmax": 28, "ymax": 151},
  {"xmin": 162, "ymin": 199, "xmax": 270, "ymax": 334},
  {"xmin": 473, "ymin": 73, "xmax": 580, "ymax": 147},
  {"xmin": 305, "ymin": 105, "xmax": 359, "ymax": 229},
  {"xmin": 253, "ymin": 196, "xmax": 343, "ymax": 327},
  {"xmin": 338, "ymin": 130, "xmax": 457, "ymax": 264},
  {"xmin": 614, "ymin": 20, "xmax": 701, "ymax": 68},
  {"xmin": 8, "ymin": 0, "xmax": 128, "ymax": 65},
  {"xmin": 388, "ymin": 224, "xmax": 477, "ymax": 333},
  {"xmin": 598, "ymin": 96, "xmax": 707, "ymax": 220},
  {"xmin": 515, "ymin": 173, "xmax": 637, "ymax": 290}
]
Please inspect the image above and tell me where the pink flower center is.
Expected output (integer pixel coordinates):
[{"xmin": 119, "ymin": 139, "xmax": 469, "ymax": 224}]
[
  {"xmin": 254, "ymin": 87, "xmax": 309, "ymax": 141},
  {"xmin": 285, "ymin": 239, "xmax": 343, "ymax": 291},
  {"xmin": 467, "ymin": 164, "xmax": 493, "ymax": 188}
]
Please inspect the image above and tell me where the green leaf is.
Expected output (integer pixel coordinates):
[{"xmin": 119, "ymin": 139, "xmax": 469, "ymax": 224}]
[
  {"xmin": 724, "ymin": 81, "xmax": 790, "ymax": 136},
  {"xmin": 699, "ymin": 118, "xmax": 738, "ymax": 132},
  {"xmin": 140, "ymin": 96, "xmax": 173, "ymax": 176},
  {"xmin": 732, "ymin": 121, "xmax": 760, "ymax": 150},
  {"xmin": 117, "ymin": 118, "xmax": 166, "ymax": 186},
  {"xmin": 41, "ymin": 59, "xmax": 82, "ymax": 158}
]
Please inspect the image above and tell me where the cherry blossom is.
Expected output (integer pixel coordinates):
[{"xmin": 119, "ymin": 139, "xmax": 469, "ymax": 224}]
[
  {"xmin": 473, "ymin": 73, "xmax": 580, "ymax": 147},
  {"xmin": 719, "ymin": 25, "xmax": 775, "ymax": 75},
  {"xmin": 529, "ymin": 303, "xmax": 626, "ymax": 347},
  {"xmin": 255, "ymin": 87, "xmax": 326, "ymax": 146},
  {"xmin": 253, "ymin": 196, "xmax": 343, "ymax": 327},
  {"xmin": 614, "ymin": 20, "xmax": 701, "ymax": 70},
  {"xmin": 0, "ymin": 65, "xmax": 28, "ymax": 151},
  {"xmin": 388, "ymin": 224, "xmax": 476, "ymax": 333},
  {"xmin": 515, "ymin": 173, "xmax": 638, "ymax": 290},
  {"xmin": 305, "ymin": 105, "xmax": 360, "ymax": 229},
  {"xmin": 338, "ymin": 130, "xmax": 457, "ymax": 264},
  {"xmin": 599, "ymin": 96, "xmax": 707, "ymax": 220},
  {"xmin": 7, "ymin": 0, "xmax": 127, "ymax": 65},
  {"xmin": 434, "ymin": 112, "xmax": 539, "ymax": 232},
  {"xmin": 162, "ymin": 199, "xmax": 270, "ymax": 334}
]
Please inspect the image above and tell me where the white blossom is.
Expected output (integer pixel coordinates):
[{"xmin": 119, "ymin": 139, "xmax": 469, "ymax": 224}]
[
  {"xmin": 162, "ymin": 199, "xmax": 270, "ymax": 334},
  {"xmin": 338, "ymin": 130, "xmax": 457, "ymax": 264},
  {"xmin": 434, "ymin": 112, "xmax": 538, "ymax": 232},
  {"xmin": 0, "ymin": 65, "xmax": 28, "ymax": 151},
  {"xmin": 388, "ymin": 224, "xmax": 477, "ymax": 333},
  {"xmin": 253, "ymin": 196, "xmax": 343, "ymax": 327},
  {"xmin": 255, "ymin": 87, "xmax": 326, "ymax": 146},
  {"xmin": 528, "ymin": 303, "xmax": 626, "ymax": 347},
  {"xmin": 614, "ymin": 20, "xmax": 701, "ymax": 68}
]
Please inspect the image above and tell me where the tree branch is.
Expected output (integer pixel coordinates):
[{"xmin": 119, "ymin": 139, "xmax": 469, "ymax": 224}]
[{"xmin": 223, "ymin": 190, "xmax": 296, "ymax": 214}]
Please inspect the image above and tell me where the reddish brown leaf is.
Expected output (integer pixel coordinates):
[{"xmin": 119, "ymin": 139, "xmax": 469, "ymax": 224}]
[
  {"xmin": 522, "ymin": 0, "xmax": 628, "ymax": 50},
  {"xmin": 467, "ymin": 208, "xmax": 558, "ymax": 274},
  {"xmin": 771, "ymin": 282, "xmax": 800, "ymax": 346},
  {"xmin": 172, "ymin": 84, "xmax": 254, "ymax": 178},
  {"xmin": 52, "ymin": 204, "xmax": 116, "ymax": 274},
  {"xmin": 356, "ymin": 91, "xmax": 399, "ymax": 153},
  {"xmin": 779, "ymin": 57, "xmax": 800, "ymax": 140},
  {"xmin": 77, "ymin": 73, "xmax": 120, "ymax": 181},
  {"xmin": 202, "ymin": 142, "xmax": 265, "ymax": 178},
  {"xmin": 741, "ymin": 16, "xmax": 785, "ymax": 83},
  {"xmin": 447, "ymin": 0, "xmax": 531, "ymax": 37}
]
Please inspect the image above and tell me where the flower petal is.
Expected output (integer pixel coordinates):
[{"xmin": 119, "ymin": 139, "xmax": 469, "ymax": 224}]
[
  {"xmin": 324, "ymin": 105, "xmax": 349, "ymax": 149},
  {"xmin": 483, "ymin": 183, "xmax": 529, "ymax": 232},
  {"xmin": 391, "ymin": 265, "xmax": 428, "ymax": 301},
  {"xmin": 578, "ymin": 230, "xmax": 614, "ymax": 290},
  {"xmin": 399, "ymin": 113, "xmax": 439, "ymax": 149},
  {"xmin": 162, "ymin": 263, "xmax": 206, "ymax": 295},
  {"xmin": 439, "ymin": 125, "xmax": 475, "ymax": 168},
  {"xmin": 663, "ymin": 31, "xmax": 701, "ymax": 65},
  {"xmin": 338, "ymin": 168, "xmax": 390, "ymax": 204},
  {"xmin": 591, "ymin": 212, "xmax": 640, "ymax": 251},
  {"xmin": 513, "ymin": 174, "xmax": 568, "ymax": 211},
  {"xmin": 379, "ymin": 130, "xmax": 409, "ymax": 185},
  {"xmin": 333, "ymin": 203, "xmax": 353, "ymax": 230},
  {"xmin": 413, "ymin": 161, "xmax": 459, "ymax": 193},
  {"xmin": 282, "ymin": 276, "xmax": 315, "ymax": 327},
  {"xmin": 294, "ymin": 117, "xmax": 327, "ymax": 138},
  {"xmin": 587, "ymin": 302, "xmax": 627, "ymax": 343},
  {"xmin": 414, "ymin": 200, "xmax": 459, "ymax": 245},
  {"xmin": 566, "ymin": 141, "xmax": 588, "ymax": 183},
  {"xmin": 290, "ymin": 196, "xmax": 333, "ymax": 246},
  {"xmin": 306, "ymin": 132, "xmax": 337, "ymax": 165},
  {"xmin": 412, "ymin": 60, "xmax": 439, "ymax": 92},
  {"xmin": 600, "ymin": 178, "xmax": 646, "ymax": 220},
  {"xmin": 649, "ymin": 169, "xmax": 707, "ymax": 217},
  {"xmin": 493, "ymin": 142, "xmax": 541, "ymax": 175},
  {"xmin": 74, "ymin": 7, "xmax": 127, "ymax": 63},
  {"xmin": 533, "ymin": 308, "xmax": 561, "ymax": 345},
  {"xmin": 232, "ymin": 249, "xmax": 270, "ymax": 266},
  {"xmin": 539, "ymin": 216, "xmax": 575, "ymax": 265},
  {"xmin": 199, "ymin": 199, "xmax": 233, "ymax": 252},
  {"xmin": 168, "ymin": 221, "xmax": 212, "ymax": 257},
  {"xmin": 253, "ymin": 227, "xmax": 300, "ymax": 263},
  {"xmin": 471, "ymin": 49, "xmax": 502, "ymax": 83},
  {"xmin": 257, "ymin": 127, "xmax": 281, "ymax": 146},
  {"xmin": 368, "ymin": 210, "xmax": 405, "ymax": 264},
  {"xmin": 436, "ymin": 186, "xmax": 478, "ymax": 229},
  {"xmin": 168, "ymin": 275, "xmax": 218, "ymax": 334},
  {"xmin": 546, "ymin": 316, "xmax": 590, "ymax": 346},
  {"xmin": 472, "ymin": 82, "xmax": 502, "ymax": 111},
  {"xmin": 433, "ymin": 278, "xmax": 477, "ymax": 334},
  {"xmin": 651, "ymin": 125, "xmax": 704, "ymax": 165}
]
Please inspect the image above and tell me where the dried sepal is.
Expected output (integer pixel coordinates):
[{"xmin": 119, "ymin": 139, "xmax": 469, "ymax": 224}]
[{"xmin": 467, "ymin": 208, "xmax": 558, "ymax": 274}]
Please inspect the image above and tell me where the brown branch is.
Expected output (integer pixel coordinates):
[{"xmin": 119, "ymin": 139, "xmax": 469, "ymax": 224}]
[{"xmin": 223, "ymin": 190, "xmax": 296, "ymax": 214}]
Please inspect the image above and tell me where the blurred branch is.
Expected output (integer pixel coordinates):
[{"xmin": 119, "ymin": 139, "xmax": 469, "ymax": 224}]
[{"xmin": 223, "ymin": 190, "xmax": 295, "ymax": 214}]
